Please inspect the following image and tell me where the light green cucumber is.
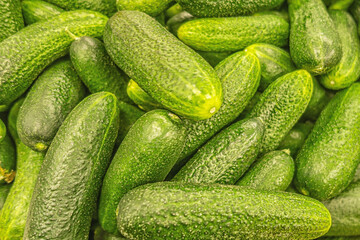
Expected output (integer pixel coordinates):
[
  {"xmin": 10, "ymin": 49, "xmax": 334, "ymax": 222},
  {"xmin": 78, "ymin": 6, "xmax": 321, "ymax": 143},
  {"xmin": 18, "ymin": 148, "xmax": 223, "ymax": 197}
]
[
  {"xmin": 0, "ymin": 0, "xmax": 24, "ymax": 42},
  {"xmin": 116, "ymin": 0, "xmax": 174, "ymax": 17},
  {"xmin": 165, "ymin": 3, "xmax": 182, "ymax": 19},
  {"xmin": 21, "ymin": 0, "xmax": 64, "ymax": 25},
  {"xmin": 166, "ymin": 11, "xmax": 194, "ymax": 35},
  {"xmin": 126, "ymin": 80, "xmax": 162, "ymax": 111},
  {"xmin": 196, "ymin": 51, "xmax": 234, "ymax": 67},
  {"xmin": 328, "ymin": 0, "xmax": 354, "ymax": 9},
  {"xmin": 0, "ymin": 184, "xmax": 11, "ymax": 211},
  {"xmin": 0, "ymin": 135, "xmax": 16, "ymax": 185}
]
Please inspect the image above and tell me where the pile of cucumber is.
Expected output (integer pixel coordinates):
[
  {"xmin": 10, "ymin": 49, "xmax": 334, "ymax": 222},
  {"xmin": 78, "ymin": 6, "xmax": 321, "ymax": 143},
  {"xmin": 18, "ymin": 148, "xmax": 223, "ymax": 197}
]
[{"xmin": 0, "ymin": 0, "xmax": 359, "ymax": 239}]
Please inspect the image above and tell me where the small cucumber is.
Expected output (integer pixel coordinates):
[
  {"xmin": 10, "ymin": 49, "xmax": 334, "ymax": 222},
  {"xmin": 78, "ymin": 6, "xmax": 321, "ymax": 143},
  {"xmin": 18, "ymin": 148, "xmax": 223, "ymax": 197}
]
[
  {"xmin": 98, "ymin": 110, "xmax": 186, "ymax": 234},
  {"xmin": 165, "ymin": 3, "xmax": 182, "ymax": 19},
  {"xmin": 0, "ymin": 0, "xmax": 24, "ymax": 42},
  {"xmin": 0, "ymin": 135, "xmax": 16, "ymax": 185},
  {"xmin": 196, "ymin": 51, "xmax": 234, "ymax": 67},
  {"xmin": 328, "ymin": 0, "xmax": 354, "ymax": 9},
  {"xmin": 17, "ymin": 58, "xmax": 86, "ymax": 152},
  {"xmin": 0, "ymin": 184, "xmax": 11, "ymax": 211},
  {"xmin": 236, "ymin": 150, "xmax": 295, "ymax": 191},
  {"xmin": 249, "ymin": 70, "xmax": 313, "ymax": 155},
  {"xmin": 295, "ymin": 83, "xmax": 360, "ymax": 201},
  {"xmin": 126, "ymin": 80, "xmax": 162, "ymax": 111},
  {"xmin": 177, "ymin": 14, "xmax": 289, "ymax": 52},
  {"xmin": 24, "ymin": 92, "xmax": 120, "ymax": 240},
  {"xmin": 319, "ymin": 10, "xmax": 360, "ymax": 90},
  {"xmin": 289, "ymin": 0, "xmax": 342, "ymax": 75},
  {"xmin": 104, "ymin": 11, "xmax": 222, "ymax": 121},
  {"xmin": 117, "ymin": 182, "xmax": 331, "ymax": 240},
  {"xmin": 21, "ymin": 0, "xmax": 64, "ymax": 25},
  {"xmin": 0, "ymin": 10, "xmax": 108, "ymax": 109},
  {"xmin": 166, "ymin": 11, "xmax": 194, "ymax": 35},
  {"xmin": 116, "ymin": 0, "xmax": 174, "ymax": 17},
  {"xmin": 173, "ymin": 118, "xmax": 264, "ymax": 184},
  {"xmin": 245, "ymin": 43, "xmax": 296, "ymax": 92},
  {"xmin": 0, "ymin": 119, "xmax": 5, "ymax": 143}
]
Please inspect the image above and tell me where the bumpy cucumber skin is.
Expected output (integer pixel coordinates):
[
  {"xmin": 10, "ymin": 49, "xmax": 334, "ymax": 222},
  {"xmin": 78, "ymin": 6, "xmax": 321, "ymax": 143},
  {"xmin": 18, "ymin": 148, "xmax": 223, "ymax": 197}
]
[
  {"xmin": 24, "ymin": 92, "xmax": 120, "ymax": 240},
  {"xmin": 104, "ymin": 11, "xmax": 222, "ymax": 121},
  {"xmin": 117, "ymin": 182, "xmax": 331, "ymax": 240},
  {"xmin": 173, "ymin": 118, "xmax": 264, "ymax": 184},
  {"xmin": 329, "ymin": 0, "xmax": 355, "ymax": 9},
  {"xmin": 236, "ymin": 150, "xmax": 295, "ymax": 191},
  {"xmin": 116, "ymin": 0, "xmax": 174, "ymax": 17},
  {"xmin": 70, "ymin": 36, "xmax": 132, "ymax": 104},
  {"xmin": 295, "ymin": 83, "xmax": 360, "ymax": 201},
  {"xmin": 99, "ymin": 110, "xmax": 186, "ymax": 234},
  {"xmin": 319, "ymin": 11, "xmax": 360, "ymax": 90},
  {"xmin": 166, "ymin": 11, "xmax": 195, "ymax": 35},
  {"xmin": 196, "ymin": 51, "xmax": 233, "ymax": 67},
  {"xmin": 239, "ymin": 92, "xmax": 262, "ymax": 118},
  {"xmin": 0, "ymin": 183, "xmax": 11, "ymax": 211},
  {"xmin": 165, "ymin": 3, "xmax": 183, "ymax": 19},
  {"xmin": 0, "ymin": 10, "xmax": 108, "ymax": 109},
  {"xmin": 289, "ymin": 0, "xmax": 342, "ymax": 75},
  {"xmin": 0, "ymin": 119, "xmax": 5, "ymax": 143},
  {"xmin": 0, "ymin": 0, "xmax": 24, "ymax": 42},
  {"xmin": 126, "ymin": 80, "xmax": 162, "ymax": 111},
  {"xmin": 249, "ymin": 70, "xmax": 313, "ymax": 155},
  {"xmin": 0, "ymin": 135, "xmax": 16, "ymax": 185},
  {"xmin": 176, "ymin": 0, "xmax": 285, "ymax": 17},
  {"xmin": 22, "ymin": 0, "xmax": 64, "ymax": 25},
  {"xmin": 177, "ymin": 14, "xmax": 289, "ymax": 52},
  {"xmin": 42, "ymin": 0, "xmax": 116, "ymax": 16},
  {"xmin": 245, "ymin": 43, "xmax": 296, "ymax": 92},
  {"xmin": 17, "ymin": 59, "xmax": 86, "ymax": 152},
  {"xmin": 7, "ymin": 98, "xmax": 25, "ymax": 143}
]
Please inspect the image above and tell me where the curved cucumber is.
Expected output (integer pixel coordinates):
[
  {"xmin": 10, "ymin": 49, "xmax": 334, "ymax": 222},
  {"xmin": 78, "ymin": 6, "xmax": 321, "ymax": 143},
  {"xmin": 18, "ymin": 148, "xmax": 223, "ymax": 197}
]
[
  {"xmin": 0, "ymin": 135, "xmax": 16, "ymax": 185},
  {"xmin": 0, "ymin": 184, "xmax": 11, "ymax": 211},
  {"xmin": 236, "ymin": 150, "xmax": 295, "ymax": 191},
  {"xmin": 0, "ymin": 10, "xmax": 108, "ymax": 109},
  {"xmin": 17, "ymin": 58, "xmax": 86, "ymax": 152},
  {"xmin": 295, "ymin": 83, "xmax": 360, "ymax": 200},
  {"xmin": 0, "ymin": 119, "xmax": 5, "ymax": 143},
  {"xmin": 117, "ymin": 182, "xmax": 331, "ymax": 240},
  {"xmin": 177, "ymin": 14, "xmax": 289, "ymax": 52},
  {"xmin": 104, "ymin": 10, "xmax": 222, "ymax": 121},
  {"xmin": 21, "ymin": 0, "xmax": 64, "ymax": 25},
  {"xmin": 99, "ymin": 110, "xmax": 186, "ymax": 234},
  {"xmin": 196, "ymin": 51, "xmax": 233, "ymax": 67},
  {"xmin": 24, "ymin": 92, "xmax": 120, "ymax": 240},
  {"xmin": 126, "ymin": 80, "xmax": 162, "ymax": 111},
  {"xmin": 116, "ymin": 0, "xmax": 173, "ymax": 17},
  {"xmin": 0, "ymin": 0, "xmax": 24, "ymax": 42}
]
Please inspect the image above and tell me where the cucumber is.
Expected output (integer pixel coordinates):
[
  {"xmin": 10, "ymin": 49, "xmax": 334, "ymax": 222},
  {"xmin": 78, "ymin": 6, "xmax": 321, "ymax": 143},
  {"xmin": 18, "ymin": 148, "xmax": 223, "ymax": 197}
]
[
  {"xmin": 176, "ymin": 0, "xmax": 285, "ymax": 17},
  {"xmin": 116, "ymin": 0, "xmax": 174, "ymax": 17},
  {"xmin": 321, "ymin": 237, "xmax": 360, "ymax": 240},
  {"xmin": 155, "ymin": 13, "xmax": 166, "ymax": 26},
  {"xmin": 329, "ymin": 0, "xmax": 354, "ymax": 9},
  {"xmin": 7, "ymin": 98, "xmax": 25, "ymax": 143},
  {"xmin": 98, "ymin": 110, "xmax": 186, "ymax": 234},
  {"xmin": 0, "ymin": 184, "xmax": 11, "ymax": 211},
  {"xmin": 17, "ymin": 58, "xmax": 86, "ymax": 152},
  {"xmin": 319, "ymin": 11, "xmax": 360, "ymax": 90},
  {"xmin": 295, "ymin": 83, "xmax": 360, "ymax": 201},
  {"xmin": 22, "ymin": 0, "xmax": 64, "ymax": 25},
  {"xmin": 0, "ymin": 10, "xmax": 108, "ymax": 110},
  {"xmin": 126, "ymin": 80, "xmax": 162, "ymax": 111},
  {"xmin": 0, "ymin": 119, "xmax": 5, "ymax": 143},
  {"xmin": 70, "ymin": 36, "xmax": 132, "ymax": 104},
  {"xmin": 166, "ymin": 11, "xmax": 194, "ymax": 35},
  {"xmin": 239, "ymin": 92, "xmax": 262, "ymax": 118},
  {"xmin": 351, "ymin": 0, "xmax": 360, "ymax": 22},
  {"xmin": 24, "ymin": 92, "xmax": 120, "ymax": 240},
  {"xmin": 93, "ymin": 223, "xmax": 127, "ymax": 240},
  {"xmin": 173, "ymin": 118, "xmax": 264, "ymax": 184},
  {"xmin": 117, "ymin": 182, "xmax": 331, "ymax": 240},
  {"xmin": 165, "ymin": 3, "xmax": 182, "ymax": 19},
  {"xmin": 249, "ymin": 70, "xmax": 313, "ymax": 155},
  {"xmin": 104, "ymin": 11, "xmax": 222, "ymax": 121},
  {"xmin": 0, "ymin": 135, "xmax": 16, "ymax": 185},
  {"xmin": 245, "ymin": 43, "xmax": 296, "ymax": 92},
  {"xmin": 253, "ymin": 10, "xmax": 290, "ymax": 22},
  {"xmin": 177, "ymin": 14, "xmax": 289, "ymax": 52},
  {"xmin": 354, "ymin": 165, "xmax": 360, "ymax": 183},
  {"xmin": 289, "ymin": 0, "xmax": 342, "ymax": 75},
  {"xmin": 196, "ymin": 51, "xmax": 233, "ymax": 67},
  {"xmin": 236, "ymin": 150, "xmax": 295, "ymax": 191},
  {"xmin": 0, "ymin": 0, "xmax": 24, "ymax": 42},
  {"xmin": 323, "ymin": 181, "xmax": 360, "ymax": 236}
]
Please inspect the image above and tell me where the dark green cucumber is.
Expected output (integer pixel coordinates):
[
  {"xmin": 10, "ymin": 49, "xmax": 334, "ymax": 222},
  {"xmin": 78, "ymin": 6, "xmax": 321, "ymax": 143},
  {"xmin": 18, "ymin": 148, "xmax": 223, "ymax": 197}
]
[
  {"xmin": 0, "ymin": 184, "xmax": 11, "ymax": 211},
  {"xmin": 236, "ymin": 150, "xmax": 295, "ymax": 191},
  {"xmin": 117, "ymin": 182, "xmax": 331, "ymax": 240},
  {"xmin": 104, "ymin": 11, "xmax": 222, "ymax": 121},
  {"xmin": 289, "ymin": 0, "xmax": 342, "ymax": 75},
  {"xmin": 176, "ymin": 0, "xmax": 285, "ymax": 17},
  {"xmin": 245, "ymin": 43, "xmax": 296, "ymax": 92},
  {"xmin": 177, "ymin": 14, "xmax": 289, "ymax": 52},
  {"xmin": 351, "ymin": 0, "xmax": 360, "ymax": 22},
  {"xmin": 249, "ymin": 70, "xmax": 313, "ymax": 155},
  {"xmin": 24, "ymin": 92, "xmax": 120, "ymax": 240},
  {"xmin": 99, "ymin": 110, "xmax": 186, "ymax": 234},
  {"xmin": 173, "ymin": 118, "xmax": 264, "ymax": 184},
  {"xmin": 126, "ymin": 80, "xmax": 162, "ymax": 111},
  {"xmin": 0, "ymin": 0, "xmax": 24, "ymax": 42},
  {"xmin": 116, "ymin": 0, "xmax": 174, "ymax": 17},
  {"xmin": 0, "ymin": 135, "xmax": 16, "ymax": 185},
  {"xmin": 328, "ymin": 0, "xmax": 354, "ymax": 9},
  {"xmin": 165, "ymin": 3, "xmax": 182, "ymax": 19},
  {"xmin": 22, "ymin": 0, "xmax": 64, "ymax": 25},
  {"xmin": 295, "ymin": 83, "xmax": 360, "ymax": 201},
  {"xmin": 166, "ymin": 11, "xmax": 194, "ymax": 35},
  {"xmin": 155, "ymin": 12, "xmax": 166, "ymax": 26},
  {"xmin": 239, "ymin": 91, "xmax": 262, "ymax": 118},
  {"xmin": 0, "ymin": 10, "xmax": 108, "ymax": 109},
  {"xmin": 0, "ymin": 119, "xmax": 5, "ymax": 143},
  {"xmin": 319, "ymin": 11, "xmax": 360, "ymax": 90},
  {"xmin": 17, "ymin": 58, "xmax": 86, "ymax": 152},
  {"xmin": 7, "ymin": 98, "xmax": 25, "ymax": 143},
  {"xmin": 196, "ymin": 51, "xmax": 234, "ymax": 67}
]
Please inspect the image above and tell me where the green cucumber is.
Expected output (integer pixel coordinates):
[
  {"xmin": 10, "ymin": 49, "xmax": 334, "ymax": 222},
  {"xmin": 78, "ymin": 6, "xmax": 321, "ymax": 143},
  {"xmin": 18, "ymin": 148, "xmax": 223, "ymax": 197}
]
[
  {"xmin": 245, "ymin": 43, "xmax": 296, "ymax": 92},
  {"xmin": 104, "ymin": 11, "xmax": 222, "ymax": 121},
  {"xmin": 295, "ymin": 83, "xmax": 360, "ymax": 201},
  {"xmin": 117, "ymin": 182, "xmax": 331, "ymax": 240},
  {"xmin": 166, "ymin": 11, "xmax": 194, "ymax": 35},
  {"xmin": 21, "ymin": 0, "xmax": 64, "ymax": 25},
  {"xmin": 236, "ymin": 150, "xmax": 295, "ymax": 191},
  {"xmin": 319, "ymin": 10, "xmax": 360, "ymax": 90},
  {"xmin": 239, "ymin": 91, "xmax": 262, "ymax": 118},
  {"xmin": 353, "ymin": 165, "xmax": 360, "ymax": 183},
  {"xmin": 99, "ymin": 110, "xmax": 186, "ymax": 234},
  {"xmin": 175, "ymin": 0, "xmax": 285, "ymax": 17},
  {"xmin": 0, "ymin": 0, "xmax": 24, "ymax": 42},
  {"xmin": 24, "ymin": 92, "xmax": 120, "ymax": 240},
  {"xmin": 70, "ymin": 36, "xmax": 132, "ymax": 104},
  {"xmin": 126, "ymin": 80, "xmax": 162, "ymax": 111},
  {"xmin": 93, "ymin": 224, "xmax": 126, "ymax": 240},
  {"xmin": 7, "ymin": 98, "xmax": 25, "ymax": 143},
  {"xmin": 249, "ymin": 70, "xmax": 313, "ymax": 155},
  {"xmin": 196, "ymin": 51, "xmax": 234, "ymax": 67},
  {"xmin": 116, "ymin": 0, "xmax": 174, "ymax": 17},
  {"xmin": 351, "ymin": 0, "xmax": 360, "ymax": 22},
  {"xmin": 165, "ymin": 3, "xmax": 182, "ymax": 19},
  {"xmin": 0, "ymin": 184, "xmax": 11, "ymax": 211},
  {"xmin": 173, "ymin": 118, "xmax": 264, "ymax": 184},
  {"xmin": 289, "ymin": 0, "xmax": 342, "ymax": 75},
  {"xmin": 0, "ymin": 119, "xmax": 5, "ymax": 143},
  {"xmin": 253, "ymin": 10, "xmax": 290, "ymax": 22},
  {"xmin": 0, "ymin": 10, "xmax": 108, "ymax": 109},
  {"xmin": 320, "ymin": 237, "xmax": 360, "ymax": 240},
  {"xmin": 177, "ymin": 14, "xmax": 289, "ymax": 52},
  {"xmin": 17, "ymin": 58, "xmax": 86, "ymax": 152},
  {"xmin": 0, "ymin": 135, "xmax": 16, "ymax": 185},
  {"xmin": 328, "ymin": 0, "xmax": 354, "ymax": 9}
]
